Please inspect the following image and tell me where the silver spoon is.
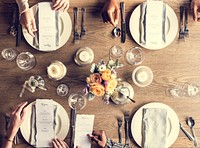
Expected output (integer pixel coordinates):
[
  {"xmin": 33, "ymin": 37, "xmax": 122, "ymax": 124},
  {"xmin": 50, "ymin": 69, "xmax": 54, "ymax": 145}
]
[
  {"xmin": 187, "ymin": 117, "xmax": 199, "ymax": 147},
  {"xmin": 112, "ymin": 26, "xmax": 121, "ymax": 37}
]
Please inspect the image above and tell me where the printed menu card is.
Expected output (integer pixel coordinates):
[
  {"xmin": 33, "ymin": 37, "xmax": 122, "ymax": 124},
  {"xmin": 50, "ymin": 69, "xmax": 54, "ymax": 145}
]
[
  {"xmin": 38, "ymin": 3, "xmax": 57, "ymax": 50},
  {"xmin": 145, "ymin": 1, "xmax": 165, "ymax": 46},
  {"xmin": 74, "ymin": 114, "xmax": 95, "ymax": 148},
  {"xmin": 35, "ymin": 99, "xmax": 55, "ymax": 147}
]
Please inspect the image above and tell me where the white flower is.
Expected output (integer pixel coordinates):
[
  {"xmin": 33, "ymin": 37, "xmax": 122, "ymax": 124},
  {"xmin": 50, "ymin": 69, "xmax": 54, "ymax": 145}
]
[{"xmin": 98, "ymin": 65, "xmax": 106, "ymax": 72}]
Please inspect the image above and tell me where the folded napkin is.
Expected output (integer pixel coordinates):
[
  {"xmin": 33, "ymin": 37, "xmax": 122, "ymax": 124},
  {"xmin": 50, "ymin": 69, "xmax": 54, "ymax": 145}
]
[
  {"xmin": 142, "ymin": 108, "xmax": 168, "ymax": 148},
  {"xmin": 33, "ymin": 3, "xmax": 60, "ymax": 51},
  {"xmin": 30, "ymin": 99, "xmax": 57, "ymax": 147},
  {"xmin": 140, "ymin": 1, "xmax": 166, "ymax": 46}
]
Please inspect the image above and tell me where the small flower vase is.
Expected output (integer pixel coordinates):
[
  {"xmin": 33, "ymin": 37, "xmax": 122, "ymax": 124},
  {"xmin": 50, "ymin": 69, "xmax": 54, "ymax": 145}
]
[{"xmin": 103, "ymin": 93, "xmax": 110, "ymax": 104}]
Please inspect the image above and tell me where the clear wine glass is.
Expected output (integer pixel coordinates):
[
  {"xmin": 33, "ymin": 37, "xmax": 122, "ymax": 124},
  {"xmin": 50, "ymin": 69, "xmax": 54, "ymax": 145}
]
[
  {"xmin": 1, "ymin": 48, "xmax": 18, "ymax": 61},
  {"xmin": 182, "ymin": 83, "xmax": 199, "ymax": 97},
  {"xmin": 125, "ymin": 47, "xmax": 144, "ymax": 65},
  {"xmin": 57, "ymin": 84, "xmax": 69, "ymax": 97},
  {"xmin": 68, "ymin": 93, "xmax": 86, "ymax": 110},
  {"xmin": 109, "ymin": 45, "xmax": 124, "ymax": 59},
  {"xmin": 16, "ymin": 52, "xmax": 36, "ymax": 70}
]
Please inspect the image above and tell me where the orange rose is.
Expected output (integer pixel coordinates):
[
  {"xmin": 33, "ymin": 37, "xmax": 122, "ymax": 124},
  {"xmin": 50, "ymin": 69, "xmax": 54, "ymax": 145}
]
[
  {"xmin": 105, "ymin": 79, "xmax": 117, "ymax": 93},
  {"xmin": 101, "ymin": 69, "xmax": 111, "ymax": 81},
  {"xmin": 86, "ymin": 73, "xmax": 102, "ymax": 84},
  {"xmin": 90, "ymin": 83, "xmax": 105, "ymax": 96}
]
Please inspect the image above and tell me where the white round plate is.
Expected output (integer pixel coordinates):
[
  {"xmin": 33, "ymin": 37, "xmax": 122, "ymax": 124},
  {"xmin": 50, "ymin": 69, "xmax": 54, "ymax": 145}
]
[
  {"xmin": 20, "ymin": 100, "xmax": 69, "ymax": 145},
  {"xmin": 22, "ymin": 2, "xmax": 72, "ymax": 51},
  {"xmin": 131, "ymin": 102, "xmax": 179, "ymax": 147},
  {"xmin": 129, "ymin": 2, "xmax": 178, "ymax": 50},
  {"xmin": 111, "ymin": 81, "xmax": 134, "ymax": 105}
]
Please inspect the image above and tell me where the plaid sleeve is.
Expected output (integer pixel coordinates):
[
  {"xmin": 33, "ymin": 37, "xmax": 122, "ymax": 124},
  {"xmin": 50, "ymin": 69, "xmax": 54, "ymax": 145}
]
[{"xmin": 105, "ymin": 138, "xmax": 130, "ymax": 148}]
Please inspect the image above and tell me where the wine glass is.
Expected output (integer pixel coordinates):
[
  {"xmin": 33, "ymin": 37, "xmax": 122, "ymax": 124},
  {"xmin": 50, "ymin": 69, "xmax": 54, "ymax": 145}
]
[
  {"xmin": 16, "ymin": 52, "xmax": 36, "ymax": 70},
  {"xmin": 109, "ymin": 45, "xmax": 124, "ymax": 59},
  {"xmin": 68, "ymin": 93, "xmax": 86, "ymax": 110},
  {"xmin": 125, "ymin": 47, "xmax": 144, "ymax": 65},
  {"xmin": 182, "ymin": 83, "xmax": 199, "ymax": 97},
  {"xmin": 1, "ymin": 48, "xmax": 18, "ymax": 61},
  {"xmin": 57, "ymin": 84, "xmax": 69, "ymax": 96}
]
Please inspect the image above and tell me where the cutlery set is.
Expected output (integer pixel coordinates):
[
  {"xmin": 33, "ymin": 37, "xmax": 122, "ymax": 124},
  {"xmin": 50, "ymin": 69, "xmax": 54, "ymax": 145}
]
[
  {"xmin": 117, "ymin": 111, "xmax": 130, "ymax": 146},
  {"xmin": 179, "ymin": 6, "xmax": 189, "ymax": 40},
  {"xmin": 180, "ymin": 117, "xmax": 199, "ymax": 147},
  {"xmin": 73, "ymin": 7, "xmax": 86, "ymax": 44}
]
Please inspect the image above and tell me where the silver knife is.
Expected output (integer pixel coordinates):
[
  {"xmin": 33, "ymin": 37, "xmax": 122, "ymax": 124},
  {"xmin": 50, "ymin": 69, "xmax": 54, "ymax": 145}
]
[
  {"xmin": 70, "ymin": 108, "xmax": 76, "ymax": 148},
  {"xmin": 120, "ymin": 2, "xmax": 126, "ymax": 43}
]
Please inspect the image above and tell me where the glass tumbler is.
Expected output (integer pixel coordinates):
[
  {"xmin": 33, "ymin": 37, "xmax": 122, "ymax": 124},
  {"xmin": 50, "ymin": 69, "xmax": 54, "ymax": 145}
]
[
  {"xmin": 125, "ymin": 47, "xmax": 144, "ymax": 65},
  {"xmin": 68, "ymin": 93, "xmax": 86, "ymax": 110},
  {"xmin": 1, "ymin": 48, "xmax": 18, "ymax": 61},
  {"xmin": 16, "ymin": 52, "xmax": 36, "ymax": 70}
]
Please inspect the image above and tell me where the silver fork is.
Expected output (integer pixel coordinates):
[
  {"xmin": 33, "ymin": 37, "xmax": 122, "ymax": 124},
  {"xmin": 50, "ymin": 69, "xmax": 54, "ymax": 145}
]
[
  {"xmin": 73, "ymin": 7, "xmax": 80, "ymax": 44},
  {"xmin": 124, "ymin": 111, "xmax": 130, "ymax": 146},
  {"xmin": 184, "ymin": 7, "xmax": 189, "ymax": 37},
  {"xmin": 80, "ymin": 7, "xmax": 86, "ymax": 39},
  {"xmin": 117, "ymin": 116, "xmax": 123, "ymax": 144},
  {"xmin": 179, "ymin": 6, "xmax": 185, "ymax": 40}
]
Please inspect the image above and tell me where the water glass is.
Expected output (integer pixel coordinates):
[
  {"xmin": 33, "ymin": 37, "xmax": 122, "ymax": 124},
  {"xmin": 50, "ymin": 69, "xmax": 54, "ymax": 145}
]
[
  {"xmin": 1, "ymin": 48, "xmax": 18, "ymax": 61},
  {"xmin": 68, "ymin": 93, "xmax": 86, "ymax": 110},
  {"xmin": 57, "ymin": 84, "xmax": 69, "ymax": 96},
  {"xmin": 125, "ymin": 47, "xmax": 144, "ymax": 65},
  {"xmin": 109, "ymin": 45, "xmax": 124, "ymax": 59},
  {"xmin": 182, "ymin": 83, "xmax": 199, "ymax": 97},
  {"xmin": 16, "ymin": 52, "xmax": 36, "ymax": 70}
]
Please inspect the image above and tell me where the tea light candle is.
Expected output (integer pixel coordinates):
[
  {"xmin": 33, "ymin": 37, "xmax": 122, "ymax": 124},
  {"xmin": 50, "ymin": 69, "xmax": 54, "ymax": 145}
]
[
  {"xmin": 79, "ymin": 51, "xmax": 90, "ymax": 62},
  {"xmin": 47, "ymin": 61, "xmax": 67, "ymax": 80},
  {"xmin": 136, "ymin": 71, "xmax": 148, "ymax": 83}
]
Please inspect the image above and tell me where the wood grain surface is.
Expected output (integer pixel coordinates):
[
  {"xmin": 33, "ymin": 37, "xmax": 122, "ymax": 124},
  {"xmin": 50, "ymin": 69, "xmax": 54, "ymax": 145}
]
[{"xmin": 1, "ymin": 0, "xmax": 200, "ymax": 148}]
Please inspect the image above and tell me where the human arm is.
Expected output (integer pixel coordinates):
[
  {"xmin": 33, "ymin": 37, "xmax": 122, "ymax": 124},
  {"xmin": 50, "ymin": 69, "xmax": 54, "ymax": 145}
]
[
  {"xmin": 1, "ymin": 101, "xmax": 28, "ymax": 148},
  {"xmin": 101, "ymin": 0, "xmax": 120, "ymax": 26},
  {"xmin": 88, "ymin": 130, "xmax": 129, "ymax": 148},
  {"xmin": 191, "ymin": 0, "xmax": 200, "ymax": 21},
  {"xmin": 52, "ymin": 0, "xmax": 69, "ymax": 12},
  {"xmin": 52, "ymin": 139, "xmax": 69, "ymax": 148}
]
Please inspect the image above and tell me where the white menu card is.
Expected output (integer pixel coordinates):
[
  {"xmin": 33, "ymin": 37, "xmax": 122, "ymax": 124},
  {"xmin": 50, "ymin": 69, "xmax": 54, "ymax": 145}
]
[
  {"xmin": 35, "ymin": 99, "xmax": 55, "ymax": 147},
  {"xmin": 146, "ymin": 1, "xmax": 164, "ymax": 46},
  {"xmin": 38, "ymin": 3, "xmax": 56, "ymax": 50},
  {"xmin": 74, "ymin": 114, "xmax": 95, "ymax": 148}
]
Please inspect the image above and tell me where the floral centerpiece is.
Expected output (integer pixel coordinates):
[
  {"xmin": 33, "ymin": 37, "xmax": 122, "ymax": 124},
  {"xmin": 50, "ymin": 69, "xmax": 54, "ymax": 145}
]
[{"xmin": 84, "ymin": 59, "xmax": 123, "ymax": 104}]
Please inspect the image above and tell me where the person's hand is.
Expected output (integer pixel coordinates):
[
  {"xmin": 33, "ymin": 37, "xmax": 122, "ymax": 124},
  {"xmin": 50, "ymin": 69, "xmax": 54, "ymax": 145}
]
[
  {"xmin": 101, "ymin": 0, "xmax": 120, "ymax": 26},
  {"xmin": 191, "ymin": 0, "xmax": 200, "ymax": 21},
  {"xmin": 52, "ymin": 0, "xmax": 69, "ymax": 12},
  {"xmin": 20, "ymin": 9, "xmax": 37, "ymax": 37},
  {"xmin": 88, "ymin": 130, "xmax": 107, "ymax": 148},
  {"xmin": 52, "ymin": 139, "xmax": 69, "ymax": 148},
  {"xmin": 6, "ymin": 102, "xmax": 28, "ymax": 141}
]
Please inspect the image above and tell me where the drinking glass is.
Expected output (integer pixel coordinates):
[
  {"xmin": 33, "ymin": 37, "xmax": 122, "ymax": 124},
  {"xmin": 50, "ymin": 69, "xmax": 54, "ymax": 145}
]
[
  {"xmin": 182, "ymin": 83, "xmax": 199, "ymax": 97},
  {"xmin": 1, "ymin": 48, "xmax": 18, "ymax": 61},
  {"xmin": 109, "ymin": 45, "xmax": 124, "ymax": 59},
  {"xmin": 68, "ymin": 93, "xmax": 86, "ymax": 110},
  {"xmin": 125, "ymin": 47, "xmax": 144, "ymax": 65},
  {"xmin": 166, "ymin": 86, "xmax": 184, "ymax": 98},
  {"xmin": 57, "ymin": 84, "xmax": 69, "ymax": 96},
  {"xmin": 16, "ymin": 52, "xmax": 36, "ymax": 70}
]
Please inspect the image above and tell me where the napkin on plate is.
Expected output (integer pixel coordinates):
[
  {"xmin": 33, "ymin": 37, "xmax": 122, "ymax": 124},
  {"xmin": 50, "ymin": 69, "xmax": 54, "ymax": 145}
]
[
  {"xmin": 142, "ymin": 108, "xmax": 168, "ymax": 148},
  {"xmin": 33, "ymin": 3, "xmax": 60, "ymax": 51},
  {"xmin": 140, "ymin": 1, "xmax": 166, "ymax": 46},
  {"xmin": 30, "ymin": 99, "xmax": 57, "ymax": 147}
]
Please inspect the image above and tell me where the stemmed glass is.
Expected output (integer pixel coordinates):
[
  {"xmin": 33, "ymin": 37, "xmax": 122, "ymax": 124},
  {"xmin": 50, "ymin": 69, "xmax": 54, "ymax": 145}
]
[
  {"xmin": 68, "ymin": 93, "xmax": 86, "ymax": 110},
  {"xmin": 125, "ymin": 47, "xmax": 144, "ymax": 65},
  {"xmin": 16, "ymin": 52, "xmax": 36, "ymax": 70},
  {"xmin": 1, "ymin": 48, "xmax": 18, "ymax": 61},
  {"xmin": 109, "ymin": 45, "xmax": 124, "ymax": 60},
  {"xmin": 57, "ymin": 84, "xmax": 69, "ymax": 97}
]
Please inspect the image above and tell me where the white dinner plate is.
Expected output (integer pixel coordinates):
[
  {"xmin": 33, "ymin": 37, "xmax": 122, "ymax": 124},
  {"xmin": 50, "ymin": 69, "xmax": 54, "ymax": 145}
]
[
  {"xmin": 129, "ymin": 2, "xmax": 178, "ymax": 50},
  {"xmin": 131, "ymin": 102, "xmax": 179, "ymax": 147},
  {"xmin": 20, "ymin": 100, "xmax": 69, "ymax": 145},
  {"xmin": 22, "ymin": 2, "xmax": 72, "ymax": 51}
]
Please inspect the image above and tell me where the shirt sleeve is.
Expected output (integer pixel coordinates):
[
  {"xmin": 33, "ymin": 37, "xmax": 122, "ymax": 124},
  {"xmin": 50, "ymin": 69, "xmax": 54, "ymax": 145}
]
[
  {"xmin": 105, "ymin": 138, "xmax": 130, "ymax": 148},
  {"xmin": 16, "ymin": 0, "xmax": 29, "ymax": 15}
]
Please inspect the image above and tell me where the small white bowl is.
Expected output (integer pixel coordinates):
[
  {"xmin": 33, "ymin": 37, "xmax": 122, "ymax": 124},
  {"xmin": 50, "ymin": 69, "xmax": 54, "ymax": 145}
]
[{"xmin": 132, "ymin": 66, "xmax": 153, "ymax": 87}]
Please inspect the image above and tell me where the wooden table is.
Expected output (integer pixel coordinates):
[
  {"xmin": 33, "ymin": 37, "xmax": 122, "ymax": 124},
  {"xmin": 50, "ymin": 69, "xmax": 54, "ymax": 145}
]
[{"xmin": 1, "ymin": 0, "xmax": 200, "ymax": 147}]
